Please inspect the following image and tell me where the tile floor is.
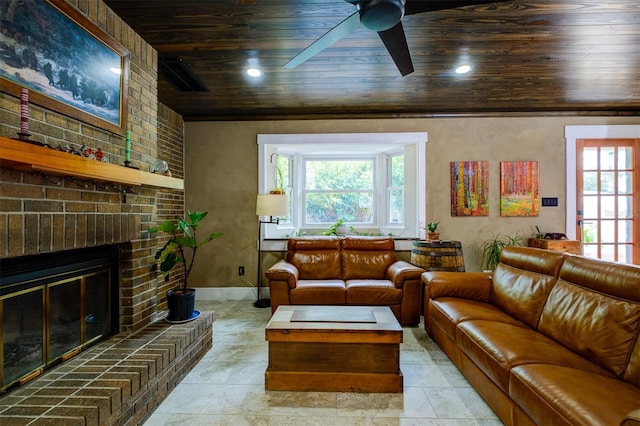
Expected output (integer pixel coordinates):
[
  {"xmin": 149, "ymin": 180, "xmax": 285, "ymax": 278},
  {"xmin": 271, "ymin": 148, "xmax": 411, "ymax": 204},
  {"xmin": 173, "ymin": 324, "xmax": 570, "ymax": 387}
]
[{"xmin": 144, "ymin": 301, "xmax": 503, "ymax": 425}]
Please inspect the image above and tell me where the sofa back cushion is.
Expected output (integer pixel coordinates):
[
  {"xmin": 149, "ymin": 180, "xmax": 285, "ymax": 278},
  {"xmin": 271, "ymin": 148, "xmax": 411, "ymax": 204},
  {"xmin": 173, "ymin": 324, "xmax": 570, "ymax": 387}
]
[
  {"xmin": 624, "ymin": 335, "xmax": 640, "ymax": 387},
  {"xmin": 491, "ymin": 247, "xmax": 566, "ymax": 329},
  {"xmin": 538, "ymin": 255, "xmax": 640, "ymax": 378},
  {"xmin": 341, "ymin": 237, "xmax": 396, "ymax": 280},
  {"xmin": 287, "ymin": 237, "xmax": 342, "ymax": 280}
]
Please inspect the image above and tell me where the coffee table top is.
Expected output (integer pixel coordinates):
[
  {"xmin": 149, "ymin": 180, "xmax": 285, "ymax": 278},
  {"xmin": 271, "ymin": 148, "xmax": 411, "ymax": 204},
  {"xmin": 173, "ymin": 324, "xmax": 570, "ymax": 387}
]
[{"xmin": 266, "ymin": 305, "xmax": 402, "ymax": 344}]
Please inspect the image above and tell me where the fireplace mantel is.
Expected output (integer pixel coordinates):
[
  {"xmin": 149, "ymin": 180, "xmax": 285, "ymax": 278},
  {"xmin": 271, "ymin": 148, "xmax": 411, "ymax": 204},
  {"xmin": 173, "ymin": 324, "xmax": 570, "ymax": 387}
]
[{"xmin": 0, "ymin": 136, "xmax": 183, "ymax": 190}]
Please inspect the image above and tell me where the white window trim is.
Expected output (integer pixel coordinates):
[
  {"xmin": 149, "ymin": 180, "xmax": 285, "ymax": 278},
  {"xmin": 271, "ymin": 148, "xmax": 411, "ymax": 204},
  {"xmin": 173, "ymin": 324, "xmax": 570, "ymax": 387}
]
[
  {"xmin": 564, "ymin": 125, "xmax": 640, "ymax": 239},
  {"xmin": 258, "ymin": 132, "xmax": 428, "ymax": 239}
]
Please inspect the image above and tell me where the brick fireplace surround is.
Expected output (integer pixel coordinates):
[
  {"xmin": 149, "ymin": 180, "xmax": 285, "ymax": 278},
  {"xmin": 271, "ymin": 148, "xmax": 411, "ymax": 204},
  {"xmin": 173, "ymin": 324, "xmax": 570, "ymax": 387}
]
[{"xmin": 0, "ymin": 1, "xmax": 211, "ymax": 424}]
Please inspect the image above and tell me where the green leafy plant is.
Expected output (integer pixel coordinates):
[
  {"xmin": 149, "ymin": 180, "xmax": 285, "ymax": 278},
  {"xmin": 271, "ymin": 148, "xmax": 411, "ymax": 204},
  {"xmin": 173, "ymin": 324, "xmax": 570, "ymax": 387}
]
[
  {"xmin": 323, "ymin": 219, "xmax": 345, "ymax": 235},
  {"xmin": 149, "ymin": 211, "xmax": 223, "ymax": 292},
  {"xmin": 481, "ymin": 232, "xmax": 524, "ymax": 270},
  {"xmin": 426, "ymin": 222, "xmax": 440, "ymax": 232}
]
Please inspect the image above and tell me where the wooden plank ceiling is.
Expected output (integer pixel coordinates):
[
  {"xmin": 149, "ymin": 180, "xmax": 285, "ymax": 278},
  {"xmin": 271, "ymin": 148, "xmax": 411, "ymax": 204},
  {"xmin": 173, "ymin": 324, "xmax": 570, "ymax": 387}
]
[{"xmin": 104, "ymin": 0, "xmax": 640, "ymax": 120}]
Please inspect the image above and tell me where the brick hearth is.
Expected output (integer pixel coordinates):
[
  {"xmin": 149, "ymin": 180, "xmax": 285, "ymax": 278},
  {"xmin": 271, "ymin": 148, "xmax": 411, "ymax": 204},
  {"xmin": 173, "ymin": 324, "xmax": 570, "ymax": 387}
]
[{"xmin": 0, "ymin": 312, "xmax": 214, "ymax": 426}]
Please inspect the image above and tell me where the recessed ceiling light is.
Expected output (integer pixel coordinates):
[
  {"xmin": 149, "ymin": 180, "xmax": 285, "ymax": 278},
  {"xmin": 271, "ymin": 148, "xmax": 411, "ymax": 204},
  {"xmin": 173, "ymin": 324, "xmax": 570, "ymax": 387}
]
[
  {"xmin": 246, "ymin": 68, "xmax": 262, "ymax": 77},
  {"xmin": 455, "ymin": 64, "xmax": 472, "ymax": 74}
]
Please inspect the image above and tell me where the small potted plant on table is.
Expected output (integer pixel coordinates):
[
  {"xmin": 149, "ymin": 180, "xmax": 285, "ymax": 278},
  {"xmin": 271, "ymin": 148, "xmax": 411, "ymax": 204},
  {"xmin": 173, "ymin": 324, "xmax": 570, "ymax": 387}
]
[
  {"xmin": 426, "ymin": 222, "xmax": 440, "ymax": 240},
  {"xmin": 150, "ymin": 211, "xmax": 223, "ymax": 322}
]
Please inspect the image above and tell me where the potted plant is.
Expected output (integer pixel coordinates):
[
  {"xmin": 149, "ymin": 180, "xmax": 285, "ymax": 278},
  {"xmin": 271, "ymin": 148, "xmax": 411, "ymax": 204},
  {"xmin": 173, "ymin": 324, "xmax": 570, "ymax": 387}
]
[
  {"xmin": 324, "ymin": 219, "xmax": 348, "ymax": 236},
  {"xmin": 481, "ymin": 232, "xmax": 524, "ymax": 271},
  {"xmin": 149, "ymin": 211, "xmax": 223, "ymax": 322},
  {"xmin": 426, "ymin": 222, "xmax": 440, "ymax": 240},
  {"xmin": 271, "ymin": 162, "xmax": 287, "ymax": 194}
]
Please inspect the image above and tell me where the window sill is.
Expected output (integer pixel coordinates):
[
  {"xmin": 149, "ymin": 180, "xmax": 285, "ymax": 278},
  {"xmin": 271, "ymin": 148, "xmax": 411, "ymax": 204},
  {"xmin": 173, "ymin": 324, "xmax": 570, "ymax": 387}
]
[{"xmin": 262, "ymin": 238, "xmax": 417, "ymax": 251}]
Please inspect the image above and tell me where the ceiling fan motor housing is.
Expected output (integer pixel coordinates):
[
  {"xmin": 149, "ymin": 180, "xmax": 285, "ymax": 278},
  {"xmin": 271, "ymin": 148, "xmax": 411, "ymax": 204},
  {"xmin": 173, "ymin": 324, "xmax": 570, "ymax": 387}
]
[{"xmin": 358, "ymin": 0, "xmax": 406, "ymax": 31}]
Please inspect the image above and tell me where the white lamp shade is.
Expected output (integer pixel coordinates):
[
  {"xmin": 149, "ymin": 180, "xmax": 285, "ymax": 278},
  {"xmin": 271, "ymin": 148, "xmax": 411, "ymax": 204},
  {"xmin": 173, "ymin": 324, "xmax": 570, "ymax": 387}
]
[{"xmin": 256, "ymin": 194, "xmax": 288, "ymax": 217}]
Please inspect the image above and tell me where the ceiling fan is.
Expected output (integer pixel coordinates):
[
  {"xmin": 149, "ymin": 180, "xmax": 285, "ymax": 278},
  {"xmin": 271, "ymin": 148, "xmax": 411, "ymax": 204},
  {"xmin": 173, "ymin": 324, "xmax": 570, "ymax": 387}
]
[{"xmin": 284, "ymin": 0, "xmax": 504, "ymax": 76}]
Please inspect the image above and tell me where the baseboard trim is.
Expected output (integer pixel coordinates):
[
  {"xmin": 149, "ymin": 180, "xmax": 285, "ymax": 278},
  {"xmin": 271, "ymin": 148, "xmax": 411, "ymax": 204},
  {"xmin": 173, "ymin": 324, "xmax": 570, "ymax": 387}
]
[{"xmin": 195, "ymin": 287, "xmax": 269, "ymax": 301}]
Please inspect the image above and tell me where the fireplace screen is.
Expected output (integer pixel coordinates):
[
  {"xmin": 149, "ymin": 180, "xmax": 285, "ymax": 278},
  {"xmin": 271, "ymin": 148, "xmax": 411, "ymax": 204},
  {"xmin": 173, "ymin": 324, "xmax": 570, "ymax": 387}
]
[{"xmin": 1, "ymin": 246, "xmax": 118, "ymax": 391}]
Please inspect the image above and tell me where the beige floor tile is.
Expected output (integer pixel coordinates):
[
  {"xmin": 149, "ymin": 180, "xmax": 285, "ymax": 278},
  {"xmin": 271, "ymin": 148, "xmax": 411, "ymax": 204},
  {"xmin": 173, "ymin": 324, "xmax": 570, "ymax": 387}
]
[{"xmin": 144, "ymin": 301, "xmax": 502, "ymax": 425}]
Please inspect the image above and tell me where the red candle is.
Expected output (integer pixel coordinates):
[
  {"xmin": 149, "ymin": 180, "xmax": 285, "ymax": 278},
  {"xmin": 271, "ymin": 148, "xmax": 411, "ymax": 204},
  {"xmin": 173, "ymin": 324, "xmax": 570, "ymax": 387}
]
[{"xmin": 20, "ymin": 88, "xmax": 29, "ymax": 134}]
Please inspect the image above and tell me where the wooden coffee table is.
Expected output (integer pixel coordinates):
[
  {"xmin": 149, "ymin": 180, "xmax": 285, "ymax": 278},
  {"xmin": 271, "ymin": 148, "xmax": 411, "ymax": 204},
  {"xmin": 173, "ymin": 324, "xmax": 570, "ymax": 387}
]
[{"xmin": 265, "ymin": 305, "xmax": 403, "ymax": 393}]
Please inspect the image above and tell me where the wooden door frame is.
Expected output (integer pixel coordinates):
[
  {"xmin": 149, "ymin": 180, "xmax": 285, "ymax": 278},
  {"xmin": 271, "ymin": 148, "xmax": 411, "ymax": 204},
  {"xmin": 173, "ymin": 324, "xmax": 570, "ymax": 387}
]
[{"xmin": 564, "ymin": 125, "xmax": 640, "ymax": 240}]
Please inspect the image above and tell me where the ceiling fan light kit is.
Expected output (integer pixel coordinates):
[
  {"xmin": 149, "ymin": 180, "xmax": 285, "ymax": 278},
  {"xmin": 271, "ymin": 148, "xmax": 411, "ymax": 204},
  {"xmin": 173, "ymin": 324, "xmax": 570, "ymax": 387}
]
[
  {"xmin": 285, "ymin": 0, "xmax": 508, "ymax": 77},
  {"xmin": 357, "ymin": 0, "xmax": 405, "ymax": 31}
]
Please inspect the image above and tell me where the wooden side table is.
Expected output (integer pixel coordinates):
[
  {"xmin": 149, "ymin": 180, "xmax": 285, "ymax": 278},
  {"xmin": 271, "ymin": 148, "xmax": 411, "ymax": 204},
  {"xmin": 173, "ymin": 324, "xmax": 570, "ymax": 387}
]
[
  {"xmin": 528, "ymin": 238, "xmax": 582, "ymax": 255},
  {"xmin": 410, "ymin": 240, "xmax": 465, "ymax": 271}
]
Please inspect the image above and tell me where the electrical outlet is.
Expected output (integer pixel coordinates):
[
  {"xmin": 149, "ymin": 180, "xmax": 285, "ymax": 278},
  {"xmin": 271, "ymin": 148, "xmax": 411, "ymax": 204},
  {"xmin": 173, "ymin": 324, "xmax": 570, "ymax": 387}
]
[{"xmin": 238, "ymin": 266, "xmax": 245, "ymax": 276}]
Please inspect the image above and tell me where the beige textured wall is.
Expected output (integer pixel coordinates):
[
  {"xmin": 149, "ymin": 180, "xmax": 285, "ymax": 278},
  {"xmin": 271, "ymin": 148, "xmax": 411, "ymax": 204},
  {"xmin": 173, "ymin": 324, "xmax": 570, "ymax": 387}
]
[{"xmin": 185, "ymin": 115, "xmax": 638, "ymax": 287}]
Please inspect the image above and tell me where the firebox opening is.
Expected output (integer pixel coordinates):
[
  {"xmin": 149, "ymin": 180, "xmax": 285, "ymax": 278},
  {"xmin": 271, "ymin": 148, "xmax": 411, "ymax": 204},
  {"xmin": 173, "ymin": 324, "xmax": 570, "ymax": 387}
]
[{"xmin": 1, "ymin": 245, "xmax": 120, "ymax": 392}]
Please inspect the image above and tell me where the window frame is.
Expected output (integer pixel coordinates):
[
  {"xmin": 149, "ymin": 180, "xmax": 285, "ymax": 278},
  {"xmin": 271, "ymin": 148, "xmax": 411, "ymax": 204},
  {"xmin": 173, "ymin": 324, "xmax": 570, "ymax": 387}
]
[
  {"xmin": 387, "ymin": 151, "xmax": 405, "ymax": 227},
  {"xmin": 258, "ymin": 132, "xmax": 427, "ymax": 239}
]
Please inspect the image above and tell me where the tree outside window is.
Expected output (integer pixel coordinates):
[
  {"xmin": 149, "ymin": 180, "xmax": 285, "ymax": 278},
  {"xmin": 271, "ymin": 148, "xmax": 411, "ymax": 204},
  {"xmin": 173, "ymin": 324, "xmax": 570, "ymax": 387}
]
[
  {"xmin": 388, "ymin": 153, "xmax": 404, "ymax": 224},
  {"xmin": 304, "ymin": 159, "xmax": 374, "ymax": 224}
]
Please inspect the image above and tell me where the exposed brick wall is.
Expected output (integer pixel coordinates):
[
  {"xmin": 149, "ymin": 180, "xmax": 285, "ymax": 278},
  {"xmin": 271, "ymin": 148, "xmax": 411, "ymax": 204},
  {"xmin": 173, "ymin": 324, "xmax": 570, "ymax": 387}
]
[
  {"xmin": 0, "ymin": 0, "xmax": 184, "ymax": 332},
  {"xmin": 143, "ymin": 104, "xmax": 185, "ymax": 318},
  {"xmin": 157, "ymin": 103, "xmax": 185, "ymax": 181}
]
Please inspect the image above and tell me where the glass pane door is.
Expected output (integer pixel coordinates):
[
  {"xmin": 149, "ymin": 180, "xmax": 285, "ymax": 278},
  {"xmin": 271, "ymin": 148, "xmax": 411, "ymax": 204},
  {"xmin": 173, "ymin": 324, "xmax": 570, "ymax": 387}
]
[
  {"xmin": 1, "ymin": 288, "xmax": 45, "ymax": 387},
  {"xmin": 577, "ymin": 139, "xmax": 639, "ymax": 264}
]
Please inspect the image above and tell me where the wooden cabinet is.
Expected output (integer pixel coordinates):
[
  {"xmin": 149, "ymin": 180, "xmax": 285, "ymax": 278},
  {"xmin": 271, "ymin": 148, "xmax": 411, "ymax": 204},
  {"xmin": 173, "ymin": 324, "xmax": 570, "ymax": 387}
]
[{"xmin": 528, "ymin": 238, "xmax": 582, "ymax": 255}]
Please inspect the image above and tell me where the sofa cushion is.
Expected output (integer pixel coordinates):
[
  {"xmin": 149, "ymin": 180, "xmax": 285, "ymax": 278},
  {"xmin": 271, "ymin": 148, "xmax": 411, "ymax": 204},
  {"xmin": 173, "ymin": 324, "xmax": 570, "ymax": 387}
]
[
  {"xmin": 624, "ymin": 334, "xmax": 640, "ymax": 387},
  {"xmin": 491, "ymin": 247, "xmax": 566, "ymax": 329},
  {"xmin": 510, "ymin": 364, "xmax": 640, "ymax": 426},
  {"xmin": 341, "ymin": 237, "xmax": 395, "ymax": 280},
  {"xmin": 287, "ymin": 237, "xmax": 342, "ymax": 280},
  {"xmin": 289, "ymin": 280, "xmax": 346, "ymax": 305},
  {"xmin": 345, "ymin": 279, "xmax": 402, "ymax": 305},
  {"xmin": 557, "ymin": 254, "xmax": 640, "ymax": 302},
  {"xmin": 457, "ymin": 320, "xmax": 614, "ymax": 393},
  {"xmin": 429, "ymin": 298, "xmax": 526, "ymax": 341},
  {"xmin": 538, "ymin": 278, "xmax": 640, "ymax": 377}
]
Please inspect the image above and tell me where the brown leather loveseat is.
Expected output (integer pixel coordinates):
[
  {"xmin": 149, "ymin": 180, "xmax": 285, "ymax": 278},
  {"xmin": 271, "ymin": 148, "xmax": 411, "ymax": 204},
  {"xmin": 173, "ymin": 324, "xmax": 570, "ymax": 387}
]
[
  {"xmin": 265, "ymin": 236, "xmax": 425, "ymax": 326},
  {"xmin": 422, "ymin": 246, "xmax": 640, "ymax": 425}
]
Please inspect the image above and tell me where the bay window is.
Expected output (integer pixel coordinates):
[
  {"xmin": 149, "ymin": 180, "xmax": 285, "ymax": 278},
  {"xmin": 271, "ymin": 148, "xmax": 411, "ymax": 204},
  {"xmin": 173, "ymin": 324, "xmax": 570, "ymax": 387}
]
[{"xmin": 258, "ymin": 132, "xmax": 427, "ymax": 238}]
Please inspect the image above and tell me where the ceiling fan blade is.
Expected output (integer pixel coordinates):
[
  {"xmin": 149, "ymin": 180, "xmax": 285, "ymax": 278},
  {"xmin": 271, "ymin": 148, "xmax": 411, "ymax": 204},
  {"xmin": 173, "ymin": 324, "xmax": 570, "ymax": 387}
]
[
  {"xmin": 284, "ymin": 12, "xmax": 361, "ymax": 69},
  {"xmin": 378, "ymin": 22, "xmax": 414, "ymax": 76},
  {"xmin": 404, "ymin": 0, "xmax": 503, "ymax": 16}
]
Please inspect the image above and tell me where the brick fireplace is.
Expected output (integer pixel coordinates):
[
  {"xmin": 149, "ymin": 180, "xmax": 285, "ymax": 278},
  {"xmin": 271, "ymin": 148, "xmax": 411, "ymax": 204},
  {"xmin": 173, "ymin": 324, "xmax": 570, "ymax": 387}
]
[
  {"xmin": 0, "ymin": 1, "xmax": 210, "ymax": 422},
  {"xmin": 0, "ymin": 0, "xmax": 185, "ymax": 332}
]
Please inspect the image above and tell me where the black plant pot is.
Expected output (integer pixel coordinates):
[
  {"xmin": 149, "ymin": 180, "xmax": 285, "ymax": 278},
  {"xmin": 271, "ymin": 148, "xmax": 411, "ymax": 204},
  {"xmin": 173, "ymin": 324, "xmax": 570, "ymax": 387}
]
[{"xmin": 166, "ymin": 288, "xmax": 196, "ymax": 322}]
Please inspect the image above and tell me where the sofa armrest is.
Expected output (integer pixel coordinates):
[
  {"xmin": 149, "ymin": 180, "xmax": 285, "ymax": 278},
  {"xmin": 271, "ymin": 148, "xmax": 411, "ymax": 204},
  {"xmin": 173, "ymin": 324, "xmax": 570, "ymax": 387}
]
[
  {"xmin": 422, "ymin": 271, "xmax": 492, "ymax": 302},
  {"xmin": 265, "ymin": 260, "xmax": 299, "ymax": 289},
  {"xmin": 622, "ymin": 408, "xmax": 640, "ymax": 426},
  {"xmin": 386, "ymin": 260, "xmax": 425, "ymax": 288}
]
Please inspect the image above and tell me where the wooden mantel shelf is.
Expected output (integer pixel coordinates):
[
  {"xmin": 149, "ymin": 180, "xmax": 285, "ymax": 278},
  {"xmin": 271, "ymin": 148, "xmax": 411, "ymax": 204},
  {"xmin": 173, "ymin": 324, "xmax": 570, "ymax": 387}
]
[{"xmin": 0, "ymin": 136, "xmax": 184, "ymax": 190}]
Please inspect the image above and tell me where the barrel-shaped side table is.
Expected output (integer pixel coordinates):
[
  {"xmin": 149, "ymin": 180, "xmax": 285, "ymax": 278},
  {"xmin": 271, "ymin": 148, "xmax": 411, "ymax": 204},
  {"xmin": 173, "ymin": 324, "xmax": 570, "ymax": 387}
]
[{"xmin": 410, "ymin": 240, "xmax": 465, "ymax": 272}]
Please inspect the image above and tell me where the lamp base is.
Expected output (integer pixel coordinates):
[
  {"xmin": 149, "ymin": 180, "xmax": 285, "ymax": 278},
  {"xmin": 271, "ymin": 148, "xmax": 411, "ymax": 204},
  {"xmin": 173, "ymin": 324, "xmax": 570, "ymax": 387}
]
[{"xmin": 253, "ymin": 298, "xmax": 271, "ymax": 308}]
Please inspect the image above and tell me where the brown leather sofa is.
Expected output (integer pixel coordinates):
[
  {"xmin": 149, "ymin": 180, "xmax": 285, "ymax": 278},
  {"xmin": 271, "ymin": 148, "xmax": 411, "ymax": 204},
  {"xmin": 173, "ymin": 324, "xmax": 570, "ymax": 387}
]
[
  {"xmin": 265, "ymin": 236, "xmax": 425, "ymax": 326},
  {"xmin": 423, "ymin": 246, "xmax": 640, "ymax": 426}
]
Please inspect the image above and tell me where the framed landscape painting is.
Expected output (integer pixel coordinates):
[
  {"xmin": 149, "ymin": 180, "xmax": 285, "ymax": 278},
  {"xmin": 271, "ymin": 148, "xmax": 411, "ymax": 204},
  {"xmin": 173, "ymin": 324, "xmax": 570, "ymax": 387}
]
[
  {"xmin": 450, "ymin": 161, "xmax": 489, "ymax": 217},
  {"xmin": 500, "ymin": 161, "xmax": 540, "ymax": 217},
  {"xmin": 0, "ymin": 0, "xmax": 129, "ymax": 135}
]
